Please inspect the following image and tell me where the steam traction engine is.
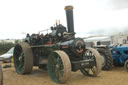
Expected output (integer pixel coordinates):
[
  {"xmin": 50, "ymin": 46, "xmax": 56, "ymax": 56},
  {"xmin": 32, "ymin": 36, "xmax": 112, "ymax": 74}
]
[{"xmin": 13, "ymin": 6, "xmax": 102, "ymax": 83}]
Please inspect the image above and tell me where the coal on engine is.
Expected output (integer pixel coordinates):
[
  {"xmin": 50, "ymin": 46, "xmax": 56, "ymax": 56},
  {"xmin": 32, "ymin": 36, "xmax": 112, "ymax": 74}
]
[{"xmin": 13, "ymin": 5, "xmax": 102, "ymax": 84}]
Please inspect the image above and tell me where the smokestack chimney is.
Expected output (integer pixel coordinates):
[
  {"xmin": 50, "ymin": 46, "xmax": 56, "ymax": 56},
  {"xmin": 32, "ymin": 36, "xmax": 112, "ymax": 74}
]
[{"xmin": 65, "ymin": 6, "xmax": 74, "ymax": 33}]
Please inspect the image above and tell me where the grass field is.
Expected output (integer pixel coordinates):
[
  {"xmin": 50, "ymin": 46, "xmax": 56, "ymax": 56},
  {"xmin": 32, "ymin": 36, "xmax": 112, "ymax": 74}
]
[{"xmin": 1, "ymin": 63, "xmax": 128, "ymax": 85}]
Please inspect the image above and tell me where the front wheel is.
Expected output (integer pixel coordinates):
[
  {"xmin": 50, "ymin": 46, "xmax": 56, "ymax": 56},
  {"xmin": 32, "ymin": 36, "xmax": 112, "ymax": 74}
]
[
  {"xmin": 80, "ymin": 48, "xmax": 102, "ymax": 77},
  {"xmin": 124, "ymin": 59, "xmax": 128, "ymax": 72},
  {"xmin": 48, "ymin": 50, "xmax": 71, "ymax": 84}
]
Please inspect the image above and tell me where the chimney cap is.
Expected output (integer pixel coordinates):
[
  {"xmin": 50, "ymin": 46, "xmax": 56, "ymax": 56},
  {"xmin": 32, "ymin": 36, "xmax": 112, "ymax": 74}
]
[{"xmin": 65, "ymin": 6, "xmax": 73, "ymax": 10}]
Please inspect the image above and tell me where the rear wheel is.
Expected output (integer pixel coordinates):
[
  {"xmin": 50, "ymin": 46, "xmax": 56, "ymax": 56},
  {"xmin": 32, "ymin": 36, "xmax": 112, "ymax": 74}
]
[
  {"xmin": 124, "ymin": 59, "xmax": 128, "ymax": 72},
  {"xmin": 48, "ymin": 50, "xmax": 71, "ymax": 83},
  {"xmin": 97, "ymin": 48, "xmax": 113, "ymax": 70},
  {"xmin": 0, "ymin": 65, "xmax": 3, "ymax": 85},
  {"xmin": 80, "ymin": 48, "xmax": 102, "ymax": 77},
  {"xmin": 13, "ymin": 42, "xmax": 33, "ymax": 74}
]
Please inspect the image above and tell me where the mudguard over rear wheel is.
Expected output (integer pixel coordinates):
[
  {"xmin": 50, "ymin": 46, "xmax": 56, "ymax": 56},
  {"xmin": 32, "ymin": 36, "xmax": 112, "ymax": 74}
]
[
  {"xmin": 80, "ymin": 48, "xmax": 102, "ymax": 77},
  {"xmin": 48, "ymin": 50, "xmax": 71, "ymax": 84},
  {"xmin": 13, "ymin": 42, "xmax": 33, "ymax": 74}
]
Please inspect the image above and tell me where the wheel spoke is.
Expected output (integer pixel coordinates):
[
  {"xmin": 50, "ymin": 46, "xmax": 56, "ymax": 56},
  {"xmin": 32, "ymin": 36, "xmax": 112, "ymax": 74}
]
[
  {"xmin": 18, "ymin": 63, "xmax": 24, "ymax": 70},
  {"xmin": 91, "ymin": 67, "xmax": 96, "ymax": 74},
  {"xmin": 58, "ymin": 70, "xmax": 63, "ymax": 78},
  {"xmin": 53, "ymin": 56, "xmax": 57, "ymax": 64},
  {"xmin": 55, "ymin": 67, "xmax": 64, "ymax": 80},
  {"xmin": 55, "ymin": 69, "xmax": 59, "ymax": 79}
]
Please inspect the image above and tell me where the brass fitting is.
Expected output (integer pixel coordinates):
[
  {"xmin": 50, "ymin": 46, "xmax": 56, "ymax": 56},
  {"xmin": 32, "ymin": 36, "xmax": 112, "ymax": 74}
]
[{"xmin": 64, "ymin": 6, "xmax": 73, "ymax": 10}]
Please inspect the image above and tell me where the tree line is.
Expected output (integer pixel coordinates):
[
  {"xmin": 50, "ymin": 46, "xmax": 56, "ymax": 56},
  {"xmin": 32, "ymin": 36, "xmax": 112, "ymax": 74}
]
[{"xmin": 0, "ymin": 40, "xmax": 21, "ymax": 55}]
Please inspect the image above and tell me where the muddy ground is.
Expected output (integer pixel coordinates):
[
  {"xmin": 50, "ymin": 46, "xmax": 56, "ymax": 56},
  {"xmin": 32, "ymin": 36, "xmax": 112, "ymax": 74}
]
[{"xmin": 1, "ymin": 64, "xmax": 128, "ymax": 85}]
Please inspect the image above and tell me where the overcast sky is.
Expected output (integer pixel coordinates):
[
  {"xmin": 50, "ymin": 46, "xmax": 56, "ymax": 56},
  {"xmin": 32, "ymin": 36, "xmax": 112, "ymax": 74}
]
[{"xmin": 0, "ymin": 0, "xmax": 128, "ymax": 39}]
